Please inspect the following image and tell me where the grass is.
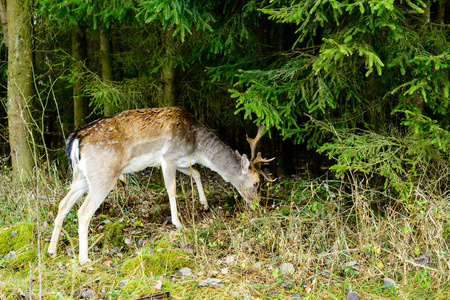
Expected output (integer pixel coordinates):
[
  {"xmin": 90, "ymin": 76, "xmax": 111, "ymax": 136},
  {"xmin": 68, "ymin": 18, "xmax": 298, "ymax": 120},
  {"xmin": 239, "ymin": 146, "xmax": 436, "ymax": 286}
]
[{"xmin": 0, "ymin": 166, "xmax": 449, "ymax": 299}]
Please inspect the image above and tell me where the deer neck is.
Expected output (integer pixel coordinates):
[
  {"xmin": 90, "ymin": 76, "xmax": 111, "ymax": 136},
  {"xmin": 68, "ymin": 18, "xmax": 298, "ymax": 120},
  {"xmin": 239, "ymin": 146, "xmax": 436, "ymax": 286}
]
[{"xmin": 194, "ymin": 128, "xmax": 243, "ymax": 187}]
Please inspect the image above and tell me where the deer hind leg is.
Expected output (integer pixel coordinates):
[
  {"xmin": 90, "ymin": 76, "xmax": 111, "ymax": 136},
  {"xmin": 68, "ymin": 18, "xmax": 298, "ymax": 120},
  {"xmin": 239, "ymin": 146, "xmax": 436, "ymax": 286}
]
[
  {"xmin": 161, "ymin": 159, "xmax": 183, "ymax": 229},
  {"xmin": 48, "ymin": 175, "xmax": 88, "ymax": 257},
  {"xmin": 178, "ymin": 166, "xmax": 209, "ymax": 210},
  {"xmin": 77, "ymin": 175, "xmax": 118, "ymax": 264}
]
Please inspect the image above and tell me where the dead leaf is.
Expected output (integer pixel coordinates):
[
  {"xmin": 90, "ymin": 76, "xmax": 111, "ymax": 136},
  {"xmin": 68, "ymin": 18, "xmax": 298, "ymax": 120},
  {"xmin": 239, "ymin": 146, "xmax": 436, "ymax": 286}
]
[
  {"xmin": 104, "ymin": 260, "xmax": 112, "ymax": 268},
  {"xmin": 386, "ymin": 253, "xmax": 394, "ymax": 265},
  {"xmin": 376, "ymin": 261, "xmax": 384, "ymax": 270}
]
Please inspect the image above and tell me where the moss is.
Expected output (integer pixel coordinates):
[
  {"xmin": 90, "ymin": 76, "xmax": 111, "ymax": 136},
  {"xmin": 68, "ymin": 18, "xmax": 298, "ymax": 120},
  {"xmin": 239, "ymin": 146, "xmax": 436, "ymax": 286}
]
[
  {"xmin": 120, "ymin": 277, "xmax": 159, "ymax": 296},
  {"xmin": 0, "ymin": 222, "xmax": 34, "ymax": 256},
  {"xmin": 96, "ymin": 215, "xmax": 111, "ymax": 222},
  {"xmin": 103, "ymin": 221, "xmax": 125, "ymax": 247},
  {"xmin": 121, "ymin": 246, "xmax": 193, "ymax": 277},
  {"xmin": 154, "ymin": 240, "xmax": 170, "ymax": 249},
  {"xmin": 5, "ymin": 249, "xmax": 38, "ymax": 268}
]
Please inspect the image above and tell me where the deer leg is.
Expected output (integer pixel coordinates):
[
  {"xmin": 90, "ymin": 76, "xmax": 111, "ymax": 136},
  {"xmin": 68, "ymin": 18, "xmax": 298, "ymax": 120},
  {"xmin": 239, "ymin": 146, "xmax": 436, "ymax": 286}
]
[
  {"xmin": 48, "ymin": 176, "xmax": 88, "ymax": 257},
  {"xmin": 161, "ymin": 159, "xmax": 183, "ymax": 228},
  {"xmin": 77, "ymin": 178, "xmax": 117, "ymax": 264},
  {"xmin": 178, "ymin": 166, "xmax": 209, "ymax": 210}
]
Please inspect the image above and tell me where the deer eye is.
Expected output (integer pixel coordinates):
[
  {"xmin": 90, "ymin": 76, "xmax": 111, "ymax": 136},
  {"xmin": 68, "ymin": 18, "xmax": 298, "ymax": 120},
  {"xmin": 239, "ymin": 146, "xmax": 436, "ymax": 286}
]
[{"xmin": 253, "ymin": 182, "xmax": 259, "ymax": 188}]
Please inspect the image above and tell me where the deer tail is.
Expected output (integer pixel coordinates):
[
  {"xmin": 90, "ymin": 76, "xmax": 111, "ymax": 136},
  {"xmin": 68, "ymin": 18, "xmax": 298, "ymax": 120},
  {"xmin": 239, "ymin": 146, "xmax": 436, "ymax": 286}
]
[{"xmin": 65, "ymin": 134, "xmax": 80, "ymax": 176}]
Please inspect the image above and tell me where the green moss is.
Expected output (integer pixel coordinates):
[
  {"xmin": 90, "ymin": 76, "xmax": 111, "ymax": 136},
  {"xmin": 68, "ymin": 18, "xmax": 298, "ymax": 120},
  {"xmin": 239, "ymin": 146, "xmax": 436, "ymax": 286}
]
[
  {"xmin": 0, "ymin": 223, "xmax": 34, "ymax": 256},
  {"xmin": 120, "ymin": 277, "xmax": 159, "ymax": 296},
  {"xmin": 103, "ymin": 221, "xmax": 125, "ymax": 247},
  {"xmin": 96, "ymin": 215, "xmax": 111, "ymax": 222},
  {"xmin": 5, "ymin": 249, "xmax": 38, "ymax": 268},
  {"xmin": 154, "ymin": 240, "xmax": 170, "ymax": 249},
  {"xmin": 121, "ymin": 247, "xmax": 193, "ymax": 277}
]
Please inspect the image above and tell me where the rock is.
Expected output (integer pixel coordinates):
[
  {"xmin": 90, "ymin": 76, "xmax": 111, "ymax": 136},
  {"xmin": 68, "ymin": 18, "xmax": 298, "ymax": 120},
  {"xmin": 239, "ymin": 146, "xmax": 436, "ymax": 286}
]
[
  {"xmin": 178, "ymin": 267, "xmax": 192, "ymax": 277},
  {"xmin": 152, "ymin": 280, "xmax": 162, "ymax": 290},
  {"xmin": 346, "ymin": 291, "xmax": 360, "ymax": 300},
  {"xmin": 148, "ymin": 249, "xmax": 155, "ymax": 255},
  {"xmin": 76, "ymin": 287, "xmax": 96, "ymax": 299},
  {"xmin": 118, "ymin": 279, "xmax": 129, "ymax": 287},
  {"xmin": 280, "ymin": 262, "xmax": 295, "ymax": 276},
  {"xmin": 221, "ymin": 267, "xmax": 229, "ymax": 275},
  {"xmin": 321, "ymin": 269, "xmax": 332, "ymax": 276},
  {"xmin": 383, "ymin": 277, "xmax": 396, "ymax": 289},
  {"xmin": 225, "ymin": 255, "xmax": 235, "ymax": 264},
  {"xmin": 267, "ymin": 291, "xmax": 278, "ymax": 297},
  {"xmin": 339, "ymin": 261, "xmax": 358, "ymax": 269},
  {"xmin": 7, "ymin": 251, "xmax": 16, "ymax": 260},
  {"xmin": 199, "ymin": 278, "xmax": 224, "ymax": 288},
  {"xmin": 66, "ymin": 246, "xmax": 74, "ymax": 257},
  {"xmin": 179, "ymin": 241, "xmax": 195, "ymax": 255},
  {"xmin": 292, "ymin": 294, "xmax": 303, "ymax": 299}
]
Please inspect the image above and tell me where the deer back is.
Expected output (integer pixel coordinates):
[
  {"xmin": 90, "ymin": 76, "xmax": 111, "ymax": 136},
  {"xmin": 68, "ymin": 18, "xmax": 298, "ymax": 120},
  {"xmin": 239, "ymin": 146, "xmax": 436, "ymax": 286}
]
[{"xmin": 66, "ymin": 107, "xmax": 204, "ymax": 176}]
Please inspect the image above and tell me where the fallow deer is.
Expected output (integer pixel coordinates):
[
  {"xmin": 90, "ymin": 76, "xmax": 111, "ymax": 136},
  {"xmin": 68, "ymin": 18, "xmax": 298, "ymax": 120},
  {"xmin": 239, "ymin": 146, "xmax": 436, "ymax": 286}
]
[{"xmin": 48, "ymin": 107, "xmax": 274, "ymax": 264}]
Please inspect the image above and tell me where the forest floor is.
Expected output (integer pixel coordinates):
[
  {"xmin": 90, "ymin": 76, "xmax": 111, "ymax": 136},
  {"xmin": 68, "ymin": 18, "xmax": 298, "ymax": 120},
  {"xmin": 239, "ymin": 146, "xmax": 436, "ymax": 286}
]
[{"xmin": 0, "ymin": 167, "xmax": 449, "ymax": 299}]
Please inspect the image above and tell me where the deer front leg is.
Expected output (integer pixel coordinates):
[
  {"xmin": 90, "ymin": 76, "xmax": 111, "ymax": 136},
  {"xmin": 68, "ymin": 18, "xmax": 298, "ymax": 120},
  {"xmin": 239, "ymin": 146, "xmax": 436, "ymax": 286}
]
[
  {"xmin": 161, "ymin": 159, "xmax": 183, "ymax": 228},
  {"xmin": 178, "ymin": 166, "xmax": 209, "ymax": 210}
]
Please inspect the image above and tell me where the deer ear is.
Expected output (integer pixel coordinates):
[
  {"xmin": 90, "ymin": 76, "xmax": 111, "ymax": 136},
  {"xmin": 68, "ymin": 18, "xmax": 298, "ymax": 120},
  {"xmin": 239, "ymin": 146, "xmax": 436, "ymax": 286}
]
[{"xmin": 241, "ymin": 154, "xmax": 250, "ymax": 173}]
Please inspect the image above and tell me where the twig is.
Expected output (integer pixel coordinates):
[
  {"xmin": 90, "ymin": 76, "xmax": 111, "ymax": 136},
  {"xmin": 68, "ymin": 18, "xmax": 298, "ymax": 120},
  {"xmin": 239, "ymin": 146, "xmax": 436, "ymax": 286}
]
[
  {"xmin": 29, "ymin": 262, "xmax": 32, "ymax": 300},
  {"xmin": 134, "ymin": 291, "xmax": 170, "ymax": 300}
]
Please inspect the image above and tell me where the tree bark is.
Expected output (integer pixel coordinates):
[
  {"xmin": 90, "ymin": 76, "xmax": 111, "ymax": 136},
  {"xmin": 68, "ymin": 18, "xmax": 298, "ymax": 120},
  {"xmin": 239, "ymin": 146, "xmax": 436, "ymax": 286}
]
[
  {"xmin": 437, "ymin": 0, "xmax": 447, "ymax": 24},
  {"xmin": 6, "ymin": 0, "xmax": 34, "ymax": 181},
  {"xmin": 72, "ymin": 25, "xmax": 88, "ymax": 129},
  {"xmin": 0, "ymin": 0, "xmax": 7, "ymax": 43},
  {"xmin": 100, "ymin": 27, "xmax": 113, "ymax": 115},
  {"xmin": 159, "ymin": 29, "xmax": 176, "ymax": 107},
  {"xmin": 423, "ymin": 0, "xmax": 431, "ymax": 23}
]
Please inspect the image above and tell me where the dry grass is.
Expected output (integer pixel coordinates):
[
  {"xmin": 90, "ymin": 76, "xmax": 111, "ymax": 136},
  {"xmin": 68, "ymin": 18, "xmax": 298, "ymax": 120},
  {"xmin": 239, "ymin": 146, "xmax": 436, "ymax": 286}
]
[{"xmin": 0, "ymin": 167, "xmax": 449, "ymax": 299}]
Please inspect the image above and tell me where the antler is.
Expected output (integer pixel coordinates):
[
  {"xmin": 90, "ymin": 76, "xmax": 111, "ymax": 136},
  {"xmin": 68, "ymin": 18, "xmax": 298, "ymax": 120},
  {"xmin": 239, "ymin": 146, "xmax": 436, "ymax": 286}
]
[
  {"xmin": 253, "ymin": 152, "xmax": 275, "ymax": 165},
  {"xmin": 246, "ymin": 125, "xmax": 276, "ymax": 182},
  {"xmin": 246, "ymin": 125, "xmax": 265, "ymax": 161}
]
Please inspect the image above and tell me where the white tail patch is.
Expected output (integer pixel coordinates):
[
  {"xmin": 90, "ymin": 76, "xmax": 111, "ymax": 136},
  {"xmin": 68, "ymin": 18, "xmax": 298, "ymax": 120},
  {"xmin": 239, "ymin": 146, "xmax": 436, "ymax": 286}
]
[{"xmin": 69, "ymin": 138, "xmax": 80, "ymax": 176}]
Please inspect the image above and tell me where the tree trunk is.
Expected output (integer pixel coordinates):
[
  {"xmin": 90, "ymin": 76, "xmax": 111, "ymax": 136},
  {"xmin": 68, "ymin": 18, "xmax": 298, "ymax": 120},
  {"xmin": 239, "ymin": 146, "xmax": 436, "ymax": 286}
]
[
  {"xmin": 0, "ymin": 0, "xmax": 7, "ymax": 42},
  {"xmin": 72, "ymin": 25, "xmax": 88, "ymax": 129},
  {"xmin": 159, "ymin": 29, "xmax": 176, "ymax": 107},
  {"xmin": 6, "ymin": 0, "xmax": 34, "ymax": 181},
  {"xmin": 100, "ymin": 27, "xmax": 113, "ymax": 115},
  {"xmin": 423, "ymin": 0, "xmax": 431, "ymax": 23},
  {"xmin": 437, "ymin": 0, "xmax": 447, "ymax": 24}
]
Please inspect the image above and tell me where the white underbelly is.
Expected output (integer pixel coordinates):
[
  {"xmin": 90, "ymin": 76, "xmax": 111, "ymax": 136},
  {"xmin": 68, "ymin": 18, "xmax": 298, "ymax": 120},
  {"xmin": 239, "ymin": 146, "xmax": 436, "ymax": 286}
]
[
  {"xmin": 121, "ymin": 154, "xmax": 197, "ymax": 174},
  {"xmin": 122, "ymin": 153, "xmax": 161, "ymax": 174}
]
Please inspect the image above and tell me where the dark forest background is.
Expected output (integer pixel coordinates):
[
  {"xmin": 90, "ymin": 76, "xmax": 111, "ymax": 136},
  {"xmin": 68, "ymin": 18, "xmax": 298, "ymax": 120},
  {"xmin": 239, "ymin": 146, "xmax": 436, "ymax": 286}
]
[{"xmin": 0, "ymin": 0, "xmax": 449, "ymax": 183}]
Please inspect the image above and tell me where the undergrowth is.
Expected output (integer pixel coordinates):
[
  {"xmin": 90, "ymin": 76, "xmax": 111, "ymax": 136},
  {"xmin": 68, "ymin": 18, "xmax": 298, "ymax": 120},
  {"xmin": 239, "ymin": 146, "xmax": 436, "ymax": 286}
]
[{"xmin": 0, "ymin": 163, "xmax": 449, "ymax": 299}]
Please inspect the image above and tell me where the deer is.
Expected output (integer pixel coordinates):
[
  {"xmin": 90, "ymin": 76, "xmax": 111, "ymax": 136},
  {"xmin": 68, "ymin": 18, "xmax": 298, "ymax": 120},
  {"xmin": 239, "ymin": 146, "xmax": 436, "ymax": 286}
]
[{"xmin": 47, "ymin": 107, "xmax": 274, "ymax": 264}]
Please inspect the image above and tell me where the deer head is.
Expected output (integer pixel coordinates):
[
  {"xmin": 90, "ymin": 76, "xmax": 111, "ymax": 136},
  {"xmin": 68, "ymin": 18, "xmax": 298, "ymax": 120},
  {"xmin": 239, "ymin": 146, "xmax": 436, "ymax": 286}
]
[{"xmin": 236, "ymin": 125, "xmax": 275, "ymax": 208}]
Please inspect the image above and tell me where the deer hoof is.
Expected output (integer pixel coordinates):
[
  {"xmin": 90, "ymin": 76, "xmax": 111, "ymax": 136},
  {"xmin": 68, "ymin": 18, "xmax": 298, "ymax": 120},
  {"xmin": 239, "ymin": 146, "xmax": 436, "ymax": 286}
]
[{"xmin": 79, "ymin": 258, "xmax": 92, "ymax": 265}]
